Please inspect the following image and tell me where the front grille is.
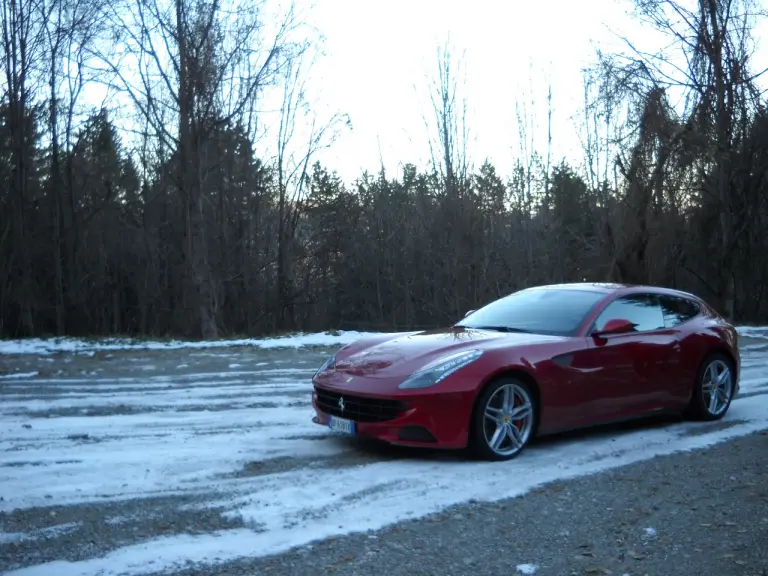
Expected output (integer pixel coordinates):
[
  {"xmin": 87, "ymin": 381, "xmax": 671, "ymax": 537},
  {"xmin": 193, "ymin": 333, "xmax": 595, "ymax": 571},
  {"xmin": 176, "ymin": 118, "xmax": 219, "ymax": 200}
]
[{"xmin": 314, "ymin": 386, "xmax": 405, "ymax": 423}]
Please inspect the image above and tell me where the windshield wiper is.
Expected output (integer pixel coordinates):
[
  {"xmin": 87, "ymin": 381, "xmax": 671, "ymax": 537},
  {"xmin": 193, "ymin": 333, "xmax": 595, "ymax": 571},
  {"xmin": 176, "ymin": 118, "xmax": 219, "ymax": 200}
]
[{"xmin": 461, "ymin": 325, "xmax": 532, "ymax": 333}]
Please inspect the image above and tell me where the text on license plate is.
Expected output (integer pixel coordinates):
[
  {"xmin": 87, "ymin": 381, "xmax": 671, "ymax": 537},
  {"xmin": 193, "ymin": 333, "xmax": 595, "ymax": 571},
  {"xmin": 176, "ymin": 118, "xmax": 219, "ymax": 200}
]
[{"xmin": 328, "ymin": 415, "xmax": 355, "ymax": 434}]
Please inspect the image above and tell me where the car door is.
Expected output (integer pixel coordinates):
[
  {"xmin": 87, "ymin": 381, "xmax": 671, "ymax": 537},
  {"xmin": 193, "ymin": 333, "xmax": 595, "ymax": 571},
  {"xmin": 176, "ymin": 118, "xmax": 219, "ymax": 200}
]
[
  {"xmin": 657, "ymin": 294, "xmax": 702, "ymax": 402},
  {"xmin": 572, "ymin": 293, "xmax": 683, "ymax": 422}
]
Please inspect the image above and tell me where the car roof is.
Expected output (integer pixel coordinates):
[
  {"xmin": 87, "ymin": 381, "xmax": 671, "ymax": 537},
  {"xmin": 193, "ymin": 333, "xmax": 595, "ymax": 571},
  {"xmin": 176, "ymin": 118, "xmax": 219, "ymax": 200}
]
[
  {"xmin": 528, "ymin": 282, "xmax": 627, "ymax": 293},
  {"xmin": 526, "ymin": 282, "xmax": 702, "ymax": 301}
]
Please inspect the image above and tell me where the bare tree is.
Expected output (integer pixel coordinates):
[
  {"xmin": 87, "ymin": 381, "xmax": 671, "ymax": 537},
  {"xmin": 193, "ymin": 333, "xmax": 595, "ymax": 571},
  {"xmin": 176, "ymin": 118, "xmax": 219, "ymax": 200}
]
[
  {"xmin": 273, "ymin": 45, "xmax": 350, "ymax": 330},
  {"xmin": 38, "ymin": 0, "xmax": 104, "ymax": 334},
  {"xmin": 421, "ymin": 38, "xmax": 471, "ymax": 197},
  {"xmin": 590, "ymin": 0, "xmax": 765, "ymax": 318},
  {"xmin": 513, "ymin": 67, "xmax": 541, "ymax": 280},
  {"xmin": 1, "ymin": 0, "xmax": 47, "ymax": 334},
  {"xmin": 96, "ymin": 0, "xmax": 301, "ymax": 337}
]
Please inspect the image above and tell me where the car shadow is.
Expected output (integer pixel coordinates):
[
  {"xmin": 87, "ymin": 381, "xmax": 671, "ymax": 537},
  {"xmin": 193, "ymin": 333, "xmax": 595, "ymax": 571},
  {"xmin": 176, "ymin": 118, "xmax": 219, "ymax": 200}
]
[
  {"xmin": 335, "ymin": 411, "xmax": 690, "ymax": 463},
  {"xmin": 338, "ymin": 435, "xmax": 469, "ymax": 462},
  {"xmin": 531, "ymin": 411, "xmax": 687, "ymax": 449}
]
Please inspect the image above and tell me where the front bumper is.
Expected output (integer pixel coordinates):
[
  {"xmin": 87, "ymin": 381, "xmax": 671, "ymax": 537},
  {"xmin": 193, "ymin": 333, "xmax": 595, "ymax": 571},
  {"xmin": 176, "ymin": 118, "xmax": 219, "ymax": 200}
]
[{"xmin": 311, "ymin": 386, "xmax": 473, "ymax": 448}]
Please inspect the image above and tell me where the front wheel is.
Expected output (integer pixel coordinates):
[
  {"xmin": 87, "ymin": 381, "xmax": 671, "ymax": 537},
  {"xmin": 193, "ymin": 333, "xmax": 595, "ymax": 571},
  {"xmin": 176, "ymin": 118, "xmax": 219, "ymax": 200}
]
[
  {"xmin": 469, "ymin": 377, "xmax": 537, "ymax": 461},
  {"xmin": 686, "ymin": 353, "xmax": 736, "ymax": 421}
]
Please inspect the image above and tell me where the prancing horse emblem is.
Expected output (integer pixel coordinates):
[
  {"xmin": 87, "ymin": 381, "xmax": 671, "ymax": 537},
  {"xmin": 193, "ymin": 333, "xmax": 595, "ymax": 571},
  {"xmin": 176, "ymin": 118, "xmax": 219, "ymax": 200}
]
[{"xmin": 337, "ymin": 396, "xmax": 345, "ymax": 412}]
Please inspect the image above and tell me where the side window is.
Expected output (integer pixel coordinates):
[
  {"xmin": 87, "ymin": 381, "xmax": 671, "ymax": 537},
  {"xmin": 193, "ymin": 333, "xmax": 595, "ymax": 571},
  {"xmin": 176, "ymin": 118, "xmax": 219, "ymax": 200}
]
[
  {"xmin": 659, "ymin": 295, "xmax": 700, "ymax": 328},
  {"xmin": 594, "ymin": 294, "xmax": 665, "ymax": 333}
]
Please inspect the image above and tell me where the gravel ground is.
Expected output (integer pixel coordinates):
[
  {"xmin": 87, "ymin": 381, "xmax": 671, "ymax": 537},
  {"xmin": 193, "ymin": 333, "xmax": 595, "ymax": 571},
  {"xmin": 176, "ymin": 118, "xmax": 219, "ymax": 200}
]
[
  {"xmin": 166, "ymin": 429, "xmax": 768, "ymax": 576},
  {"xmin": 1, "ymin": 336, "xmax": 767, "ymax": 576}
]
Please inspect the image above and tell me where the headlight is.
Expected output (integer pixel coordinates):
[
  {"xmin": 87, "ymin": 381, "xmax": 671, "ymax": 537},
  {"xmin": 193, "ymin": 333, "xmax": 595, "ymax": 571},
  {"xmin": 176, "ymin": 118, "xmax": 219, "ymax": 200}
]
[
  {"xmin": 314, "ymin": 355, "xmax": 336, "ymax": 378},
  {"xmin": 398, "ymin": 349, "xmax": 483, "ymax": 390}
]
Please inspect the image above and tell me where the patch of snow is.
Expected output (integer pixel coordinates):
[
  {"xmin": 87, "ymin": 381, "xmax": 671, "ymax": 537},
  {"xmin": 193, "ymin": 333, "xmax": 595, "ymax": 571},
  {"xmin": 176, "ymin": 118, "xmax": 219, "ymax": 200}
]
[
  {"xmin": 0, "ymin": 523, "xmax": 82, "ymax": 546},
  {"xmin": 0, "ymin": 532, "xmax": 27, "ymax": 544},
  {"xmin": 743, "ymin": 343, "xmax": 768, "ymax": 351},
  {"xmin": 104, "ymin": 514, "xmax": 142, "ymax": 526},
  {"xmin": 0, "ymin": 331, "xmax": 397, "ymax": 355},
  {"xmin": 37, "ymin": 522, "xmax": 82, "ymax": 538},
  {"xmin": 0, "ymin": 391, "xmax": 307, "ymax": 413},
  {"xmin": 3, "ymin": 325, "xmax": 764, "ymax": 355},
  {"xmin": 0, "ymin": 402, "xmax": 339, "ymax": 511},
  {"xmin": 516, "ymin": 564, "xmax": 537, "ymax": 575},
  {"xmin": 0, "ymin": 371, "xmax": 39, "ymax": 380},
  {"xmin": 737, "ymin": 325, "xmax": 768, "ymax": 333},
  {"xmin": 738, "ymin": 326, "xmax": 768, "ymax": 339},
  {"xmin": 2, "ymin": 368, "xmax": 315, "ymax": 388}
]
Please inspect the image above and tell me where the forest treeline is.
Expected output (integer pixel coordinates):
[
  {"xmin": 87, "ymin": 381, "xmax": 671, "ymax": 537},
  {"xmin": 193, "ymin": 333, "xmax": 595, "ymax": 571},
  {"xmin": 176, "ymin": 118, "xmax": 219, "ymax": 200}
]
[{"xmin": 2, "ymin": 0, "xmax": 767, "ymax": 339}]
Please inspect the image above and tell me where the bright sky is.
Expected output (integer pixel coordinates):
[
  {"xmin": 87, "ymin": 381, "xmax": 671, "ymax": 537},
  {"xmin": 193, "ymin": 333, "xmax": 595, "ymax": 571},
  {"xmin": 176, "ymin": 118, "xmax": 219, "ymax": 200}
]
[
  {"xmin": 302, "ymin": 0, "xmax": 638, "ymax": 183},
  {"xmin": 88, "ymin": 0, "xmax": 768, "ymax": 186}
]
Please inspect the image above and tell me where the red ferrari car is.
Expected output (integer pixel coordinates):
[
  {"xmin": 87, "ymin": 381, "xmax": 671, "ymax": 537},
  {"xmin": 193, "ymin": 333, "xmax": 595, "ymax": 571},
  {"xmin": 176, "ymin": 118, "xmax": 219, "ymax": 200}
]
[{"xmin": 311, "ymin": 283, "xmax": 740, "ymax": 460}]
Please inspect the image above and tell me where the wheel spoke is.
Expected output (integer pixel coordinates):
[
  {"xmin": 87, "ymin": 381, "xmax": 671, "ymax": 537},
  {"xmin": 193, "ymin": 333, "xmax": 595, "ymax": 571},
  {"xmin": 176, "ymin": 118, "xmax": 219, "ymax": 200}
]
[
  {"xmin": 708, "ymin": 388, "xmax": 719, "ymax": 413},
  {"xmin": 510, "ymin": 402, "xmax": 532, "ymax": 420},
  {"xmin": 716, "ymin": 368, "xmax": 731, "ymax": 387},
  {"xmin": 502, "ymin": 385, "xmax": 513, "ymax": 411},
  {"xmin": 490, "ymin": 425, "xmax": 506, "ymax": 450},
  {"xmin": 484, "ymin": 406, "xmax": 502, "ymax": 422},
  {"xmin": 506, "ymin": 424, "xmax": 522, "ymax": 448},
  {"xmin": 707, "ymin": 363, "xmax": 718, "ymax": 384}
]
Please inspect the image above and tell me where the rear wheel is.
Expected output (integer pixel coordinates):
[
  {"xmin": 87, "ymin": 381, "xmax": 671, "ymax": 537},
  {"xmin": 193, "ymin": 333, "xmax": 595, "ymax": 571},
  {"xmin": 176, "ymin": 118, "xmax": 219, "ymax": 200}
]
[
  {"xmin": 686, "ymin": 353, "xmax": 736, "ymax": 421},
  {"xmin": 469, "ymin": 377, "xmax": 537, "ymax": 461}
]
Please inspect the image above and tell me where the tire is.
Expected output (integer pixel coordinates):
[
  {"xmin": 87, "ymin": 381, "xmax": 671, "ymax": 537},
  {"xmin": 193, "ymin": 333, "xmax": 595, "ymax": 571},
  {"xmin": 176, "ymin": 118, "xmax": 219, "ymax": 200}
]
[
  {"xmin": 469, "ymin": 376, "xmax": 537, "ymax": 461},
  {"xmin": 686, "ymin": 352, "xmax": 736, "ymax": 421}
]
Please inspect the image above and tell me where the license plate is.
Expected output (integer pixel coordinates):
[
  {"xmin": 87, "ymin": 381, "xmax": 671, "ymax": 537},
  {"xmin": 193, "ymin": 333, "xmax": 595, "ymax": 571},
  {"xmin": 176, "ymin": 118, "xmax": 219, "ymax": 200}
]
[{"xmin": 328, "ymin": 415, "xmax": 355, "ymax": 434}]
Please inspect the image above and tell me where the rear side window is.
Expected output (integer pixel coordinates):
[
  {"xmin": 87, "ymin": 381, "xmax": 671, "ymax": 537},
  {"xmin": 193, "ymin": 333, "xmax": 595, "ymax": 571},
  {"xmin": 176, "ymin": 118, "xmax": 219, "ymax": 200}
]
[
  {"xmin": 593, "ymin": 294, "xmax": 665, "ymax": 333},
  {"xmin": 659, "ymin": 295, "xmax": 700, "ymax": 328}
]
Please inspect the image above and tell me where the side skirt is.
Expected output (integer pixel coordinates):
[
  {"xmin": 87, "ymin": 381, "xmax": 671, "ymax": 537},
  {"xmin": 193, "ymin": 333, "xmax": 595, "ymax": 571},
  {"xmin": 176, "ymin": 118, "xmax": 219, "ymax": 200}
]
[{"xmin": 535, "ymin": 406, "xmax": 686, "ymax": 440}]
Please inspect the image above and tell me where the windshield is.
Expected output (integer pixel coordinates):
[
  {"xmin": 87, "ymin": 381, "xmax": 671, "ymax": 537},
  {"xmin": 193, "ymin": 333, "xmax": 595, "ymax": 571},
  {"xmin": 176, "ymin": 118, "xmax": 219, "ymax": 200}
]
[{"xmin": 457, "ymin": 288, "xmax": 606, "ymax": 336}]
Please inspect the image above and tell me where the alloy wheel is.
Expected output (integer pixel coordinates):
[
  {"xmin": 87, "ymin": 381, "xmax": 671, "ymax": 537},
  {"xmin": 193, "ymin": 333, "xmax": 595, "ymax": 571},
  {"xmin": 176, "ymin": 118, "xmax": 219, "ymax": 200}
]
[
  {"xmin": 701, "ymin": 358, "xmax": 734, "ymax": 417},
  {"xmin": 481, "ymin": 382, "xmax": 535, "ymax": 458}
]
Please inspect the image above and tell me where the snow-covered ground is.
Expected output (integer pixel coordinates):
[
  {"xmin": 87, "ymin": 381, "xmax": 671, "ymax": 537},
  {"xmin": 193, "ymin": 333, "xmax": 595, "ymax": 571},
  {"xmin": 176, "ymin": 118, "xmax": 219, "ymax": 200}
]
[
  {"xmin": 1, "ymin": 328, "xmax": 768, "ymax": 576},
  {"xmin": 0, "ymin": 330, "xmax": 391, "ymax": 356},
  {"xmin": 1, "ymin": 325, "xmax": 765, "ymax": 357}
]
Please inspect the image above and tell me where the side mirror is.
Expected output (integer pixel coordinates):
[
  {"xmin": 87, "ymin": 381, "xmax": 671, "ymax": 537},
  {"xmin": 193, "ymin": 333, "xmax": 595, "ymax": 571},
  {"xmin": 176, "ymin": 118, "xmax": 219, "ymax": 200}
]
[
  {"xmin": 464, "ymin": 309, "xmax": 475, "ymax": 318},
  {"xmin": 592, "ymin": 318, "xmax": 635, "ymax": 337}
]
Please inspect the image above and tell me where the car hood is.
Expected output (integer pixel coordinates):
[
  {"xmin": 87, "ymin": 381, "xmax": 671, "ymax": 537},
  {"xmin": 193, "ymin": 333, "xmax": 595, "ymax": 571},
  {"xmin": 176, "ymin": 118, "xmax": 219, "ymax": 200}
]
[{"xmin": 332, "ymin": 326, "xmax": 565, "ymax": 380}]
